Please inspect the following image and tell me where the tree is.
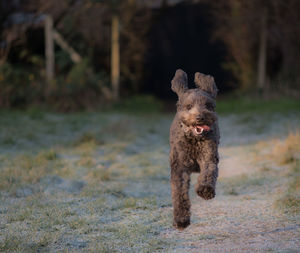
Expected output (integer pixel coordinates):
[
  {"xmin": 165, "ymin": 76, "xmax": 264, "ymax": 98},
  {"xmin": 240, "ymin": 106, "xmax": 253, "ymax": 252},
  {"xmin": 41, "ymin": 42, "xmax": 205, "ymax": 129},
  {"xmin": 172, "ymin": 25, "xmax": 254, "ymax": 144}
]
[{"xmin": 212, "ymin": 0, "xmax": 300, "ymax": 95}]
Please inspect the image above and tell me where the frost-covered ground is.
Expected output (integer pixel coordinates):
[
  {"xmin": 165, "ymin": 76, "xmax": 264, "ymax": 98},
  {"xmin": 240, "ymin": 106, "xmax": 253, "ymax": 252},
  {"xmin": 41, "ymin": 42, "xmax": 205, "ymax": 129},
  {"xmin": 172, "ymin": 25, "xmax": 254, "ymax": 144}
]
[{"xmin": 0, "ymin": 107, "xmax": 299, "ymax": 252}]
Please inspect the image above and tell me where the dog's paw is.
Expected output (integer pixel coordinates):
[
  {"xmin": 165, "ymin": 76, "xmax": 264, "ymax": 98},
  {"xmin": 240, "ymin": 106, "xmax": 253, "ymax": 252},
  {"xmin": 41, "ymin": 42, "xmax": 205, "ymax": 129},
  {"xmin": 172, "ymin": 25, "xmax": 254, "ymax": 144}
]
[
  {"xmin": 173, "ymin": 218, "xmax": 190, "ymax": 230},
  {"xmin": 196, "ymin": 184, "xmax": 215, "ymax": 200}
]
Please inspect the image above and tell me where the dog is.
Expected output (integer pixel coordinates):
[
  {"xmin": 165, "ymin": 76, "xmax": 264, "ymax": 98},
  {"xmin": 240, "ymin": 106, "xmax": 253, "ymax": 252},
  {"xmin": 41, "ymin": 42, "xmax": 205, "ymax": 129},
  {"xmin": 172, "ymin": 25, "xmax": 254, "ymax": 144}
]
[{"xmin": 169, "ymin": 69, "xmax": 220, "ymax": 230}]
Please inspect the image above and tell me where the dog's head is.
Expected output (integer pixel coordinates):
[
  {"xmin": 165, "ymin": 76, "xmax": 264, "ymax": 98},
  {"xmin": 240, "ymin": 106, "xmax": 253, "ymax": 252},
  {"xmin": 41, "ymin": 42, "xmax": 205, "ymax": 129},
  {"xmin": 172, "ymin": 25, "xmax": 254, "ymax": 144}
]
[{"xmin": 171, "ymin": 69, "xmax": 218, "ymax": 138}]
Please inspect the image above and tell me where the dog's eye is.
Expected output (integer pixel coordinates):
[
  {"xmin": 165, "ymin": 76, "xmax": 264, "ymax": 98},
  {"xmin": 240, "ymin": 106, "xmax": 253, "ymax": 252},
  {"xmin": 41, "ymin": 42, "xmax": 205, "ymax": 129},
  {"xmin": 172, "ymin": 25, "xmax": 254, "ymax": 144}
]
[
  {"xmin": 186, "ymin": 104, "xmax": 193, "ymax": 110},
  {"xmin": 205, "ymin": 102, "xmax": 214, "ymax": 110}
]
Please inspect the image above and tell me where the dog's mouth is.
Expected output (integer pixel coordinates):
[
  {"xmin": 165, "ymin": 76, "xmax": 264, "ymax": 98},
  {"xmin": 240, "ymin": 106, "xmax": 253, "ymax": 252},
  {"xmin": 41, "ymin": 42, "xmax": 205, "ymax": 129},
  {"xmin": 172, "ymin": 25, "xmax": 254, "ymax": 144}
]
[{"xmin": 194, "ymin": 125, "xmax": 210, "ymax": 135}]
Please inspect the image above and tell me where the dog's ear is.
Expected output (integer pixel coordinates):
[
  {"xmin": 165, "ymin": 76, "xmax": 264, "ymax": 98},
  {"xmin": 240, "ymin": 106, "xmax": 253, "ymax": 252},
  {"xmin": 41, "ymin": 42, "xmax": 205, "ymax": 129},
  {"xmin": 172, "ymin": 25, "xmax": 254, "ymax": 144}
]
[
  {"xmin": 171, "ymin": 69, "xmax": 188, "ymax": 96},
  {"xmin": 194, "ymin": 72, "xmax": 218, "ymax": 98}
]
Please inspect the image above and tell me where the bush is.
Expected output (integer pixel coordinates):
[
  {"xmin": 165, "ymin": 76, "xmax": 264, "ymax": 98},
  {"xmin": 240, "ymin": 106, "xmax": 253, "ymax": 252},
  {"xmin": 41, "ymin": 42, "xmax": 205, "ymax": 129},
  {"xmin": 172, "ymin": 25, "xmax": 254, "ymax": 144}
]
[
  {"xmin": 46, "ymin": 59, "xmax": 110, "ymax": 111},
  {"xmin": 0, "ymin": 59, "xmax": 109, "ymax": 111},
  {"xmin": 217, "ymin": 96, "xmax": 300, "ymax": 114},
  {"xmin": 112, "ymin": 95, "xmax": 163, "ymax": 113},
  {"xmin": 0, "ymin": 63, "xmax": 42, "ymax": 108}
]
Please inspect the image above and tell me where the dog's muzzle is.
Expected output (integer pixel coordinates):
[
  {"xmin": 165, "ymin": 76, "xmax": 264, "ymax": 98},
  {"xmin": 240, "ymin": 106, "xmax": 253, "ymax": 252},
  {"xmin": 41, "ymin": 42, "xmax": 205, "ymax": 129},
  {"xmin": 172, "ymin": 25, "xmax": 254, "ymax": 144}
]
[
  {"xmin": 181, "ymin": 122, "xmax": 211, "ymax": 136},
  {"xmin": 194, "ymin": 125, "xmax": 210, "ymax": 135}
]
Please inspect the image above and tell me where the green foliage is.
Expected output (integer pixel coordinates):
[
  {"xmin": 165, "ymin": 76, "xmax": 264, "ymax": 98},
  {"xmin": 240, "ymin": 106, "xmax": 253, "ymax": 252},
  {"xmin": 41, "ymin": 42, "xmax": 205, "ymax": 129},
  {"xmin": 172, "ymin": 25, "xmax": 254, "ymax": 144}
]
[
  {"xmin": 0, "ymin": 63, "xmax": 42, "ymax": 108},
  {"xmin": 26, "ymin": 107, "xmax": 45, "ymax": 119},
  {"xmin": 217, "ymin": 97, "xmax": 300, "ymax": 114},
  {"xmin": 48, "ymin": 58, "xmax": 109, "ymax": 111},
  {"xmin": 0, "ymin": 59, "xmax": 109, "ymax": 111},
  {"xmin": 113, "ymin": 95, "xmax": 163, "ymax": 113},
  {"xmin": 55, "ymin": 50, "xmax": 72, "ymax": 71}
]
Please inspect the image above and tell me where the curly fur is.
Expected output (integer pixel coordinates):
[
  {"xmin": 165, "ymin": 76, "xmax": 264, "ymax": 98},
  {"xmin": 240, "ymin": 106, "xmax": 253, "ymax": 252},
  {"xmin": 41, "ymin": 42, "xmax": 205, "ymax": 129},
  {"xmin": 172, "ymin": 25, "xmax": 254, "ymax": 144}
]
[{"xmin": 169, "ymin": 69, "xmax": 220, "ymax": 230}]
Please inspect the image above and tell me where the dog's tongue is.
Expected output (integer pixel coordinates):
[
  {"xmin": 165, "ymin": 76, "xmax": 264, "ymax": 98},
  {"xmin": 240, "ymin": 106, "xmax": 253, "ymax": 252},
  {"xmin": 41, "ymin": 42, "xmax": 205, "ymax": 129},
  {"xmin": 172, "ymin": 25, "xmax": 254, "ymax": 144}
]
[
  {"xmin": 202, "ymin": 125, "xmax": 210, "ymax": 131},
  {"xmin": 195, "ymin": 125, "xmax": 210, "ymax": 134}
]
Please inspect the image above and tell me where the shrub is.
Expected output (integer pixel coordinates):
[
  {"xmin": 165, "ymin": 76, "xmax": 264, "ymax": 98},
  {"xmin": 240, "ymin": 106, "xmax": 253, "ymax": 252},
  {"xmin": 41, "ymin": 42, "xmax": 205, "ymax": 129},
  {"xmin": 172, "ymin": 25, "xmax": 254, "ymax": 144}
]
[
  {"xmin": 0, "ymin": 59, "xmax": 109, "ymax": 111},
  {"xmin": 46, "ymin": 59, "xmax": 109, "ymax": 111},
  {"xmin": 113, "ymin": 95, "xmax": 163, "ymax": 113},
  {"xmin": 0, "ymin": 63, "xmax": 42, "ymax": 108}
]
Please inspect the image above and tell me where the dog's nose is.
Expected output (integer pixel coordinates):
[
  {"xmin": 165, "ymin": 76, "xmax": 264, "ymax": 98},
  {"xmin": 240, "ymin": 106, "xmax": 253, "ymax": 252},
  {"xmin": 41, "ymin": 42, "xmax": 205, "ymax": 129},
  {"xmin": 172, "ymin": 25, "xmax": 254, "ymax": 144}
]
[{"xmin": 196, "ymin": 115, "xmax": 204, "ymax": 121}]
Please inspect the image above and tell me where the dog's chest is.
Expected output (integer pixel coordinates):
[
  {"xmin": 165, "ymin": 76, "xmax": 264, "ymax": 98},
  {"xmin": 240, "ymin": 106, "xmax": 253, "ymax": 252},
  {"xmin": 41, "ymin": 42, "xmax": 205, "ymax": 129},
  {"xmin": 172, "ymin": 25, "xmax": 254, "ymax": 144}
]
[
  {"xmin": 179, "ymin": 139, "xmax": 206, "ymax": 168},
  {"xmin": 190, "ymin": 140, "xmax": 206, "ymax": 157}
]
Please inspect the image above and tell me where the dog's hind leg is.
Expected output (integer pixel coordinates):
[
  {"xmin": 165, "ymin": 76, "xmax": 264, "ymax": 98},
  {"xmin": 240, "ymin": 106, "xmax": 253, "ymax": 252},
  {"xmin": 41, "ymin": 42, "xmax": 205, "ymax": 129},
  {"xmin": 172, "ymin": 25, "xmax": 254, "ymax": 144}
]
[{"xmin": 170, "ymin": 166, "xmax": 191, "ymax": 230}]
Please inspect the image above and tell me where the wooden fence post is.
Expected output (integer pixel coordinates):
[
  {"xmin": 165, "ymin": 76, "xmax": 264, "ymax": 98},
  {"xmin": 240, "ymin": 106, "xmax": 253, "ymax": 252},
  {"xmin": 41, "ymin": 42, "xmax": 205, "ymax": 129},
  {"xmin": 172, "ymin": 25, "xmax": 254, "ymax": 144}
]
[
  {"xmin": 257, "ymin": 9, "xmax": 267, "ymax": 93},
  {"xmin": 111, "ymin": 14, "xmax": 120, "ymax": 101},
  {"xmin": 45, "ymin": 15, "xmax": 54, "ymax": 81}
]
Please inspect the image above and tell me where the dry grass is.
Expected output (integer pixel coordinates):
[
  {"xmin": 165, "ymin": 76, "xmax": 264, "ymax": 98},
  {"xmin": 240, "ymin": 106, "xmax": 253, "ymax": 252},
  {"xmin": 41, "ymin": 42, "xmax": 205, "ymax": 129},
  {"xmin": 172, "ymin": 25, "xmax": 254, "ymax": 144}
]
[
  {"xmin": 254, "ymin": 132, "xmax": 300, "ymax": 214},
  {"xmin": 220, "ymin": 173, "xmax": 268, "ymax": 196},
  {"xmin": 0, "ymin": 150, "xmax": 65, "ymax": 191},
  {"xmin": 84, "ymin": 164, "xmax": 112, "ymax": 183},
  {"xmin": 0, "ymin": 111, "xmax": 174, "ymax": 252},
  {"xmin": 271, "ymin": 132, "xmax": 300, "ymax": 165},
  {"xmin": 269, "ymin": 132, "xmax": 300, "ymax": 213},
  {"xmin": 275, "ymin": 162, "xmax": 300, "ymax": 214},
  {"xmin": 0, "ymin": 108, "xmax": 299, "ymax": 252}
]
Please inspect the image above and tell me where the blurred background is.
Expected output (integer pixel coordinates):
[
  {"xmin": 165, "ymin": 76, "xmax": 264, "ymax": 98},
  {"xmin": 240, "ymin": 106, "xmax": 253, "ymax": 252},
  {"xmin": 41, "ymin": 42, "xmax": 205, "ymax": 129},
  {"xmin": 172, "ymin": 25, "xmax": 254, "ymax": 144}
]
[
  {"xmin": 1, "ymin": 0, "xmax": 300, "ymax": 111},
  {"xmin": 1, "ymin": 1, "xmax": 300, "ymax": 251}
]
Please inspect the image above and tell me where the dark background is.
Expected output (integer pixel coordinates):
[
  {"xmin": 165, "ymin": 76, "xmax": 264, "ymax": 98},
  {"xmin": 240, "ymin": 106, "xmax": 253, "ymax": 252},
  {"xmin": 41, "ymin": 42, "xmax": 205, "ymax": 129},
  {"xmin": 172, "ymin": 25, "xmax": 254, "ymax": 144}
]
[
  {"xmin": 1, "ymin": 0, "xmax": 299, "ymax": 110},
  {"xmin": 144, "ymin": 2, "xmax": 231, "ymax": 99}
]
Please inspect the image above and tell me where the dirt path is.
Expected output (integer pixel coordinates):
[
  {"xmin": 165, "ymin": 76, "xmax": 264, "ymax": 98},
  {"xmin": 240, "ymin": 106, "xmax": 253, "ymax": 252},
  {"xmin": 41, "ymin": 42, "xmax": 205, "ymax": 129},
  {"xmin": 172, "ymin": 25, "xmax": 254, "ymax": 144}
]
[
  {"xmin": 0, "ymin": 110, "xmax": 299, "ymax": 252},
  {"xmin": 162, "ymin": 115, "xmax": 300, "ymax": 252}
]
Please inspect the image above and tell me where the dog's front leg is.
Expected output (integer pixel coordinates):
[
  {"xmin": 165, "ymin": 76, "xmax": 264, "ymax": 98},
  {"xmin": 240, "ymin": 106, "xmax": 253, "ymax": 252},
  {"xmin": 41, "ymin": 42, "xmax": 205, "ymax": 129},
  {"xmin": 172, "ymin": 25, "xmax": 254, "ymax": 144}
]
[
  {"xmin": 195, "ymin": 162, "xmax": 218, "ymax": 200},
  {"xmin": 195, "ymin": 145, "xmax": 219, "ymax": 200},
  {"xmin": 170, "ymin": 166, "xmax": 191, "ymax": 230}
]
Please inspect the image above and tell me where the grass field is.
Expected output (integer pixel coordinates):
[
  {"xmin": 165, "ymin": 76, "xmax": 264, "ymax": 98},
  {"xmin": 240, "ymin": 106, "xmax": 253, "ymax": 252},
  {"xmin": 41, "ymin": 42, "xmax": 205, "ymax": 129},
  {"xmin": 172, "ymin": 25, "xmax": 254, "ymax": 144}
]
[{"xmin": 0, "ymin": 98, "xmax": 299, "ymax": 252}]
